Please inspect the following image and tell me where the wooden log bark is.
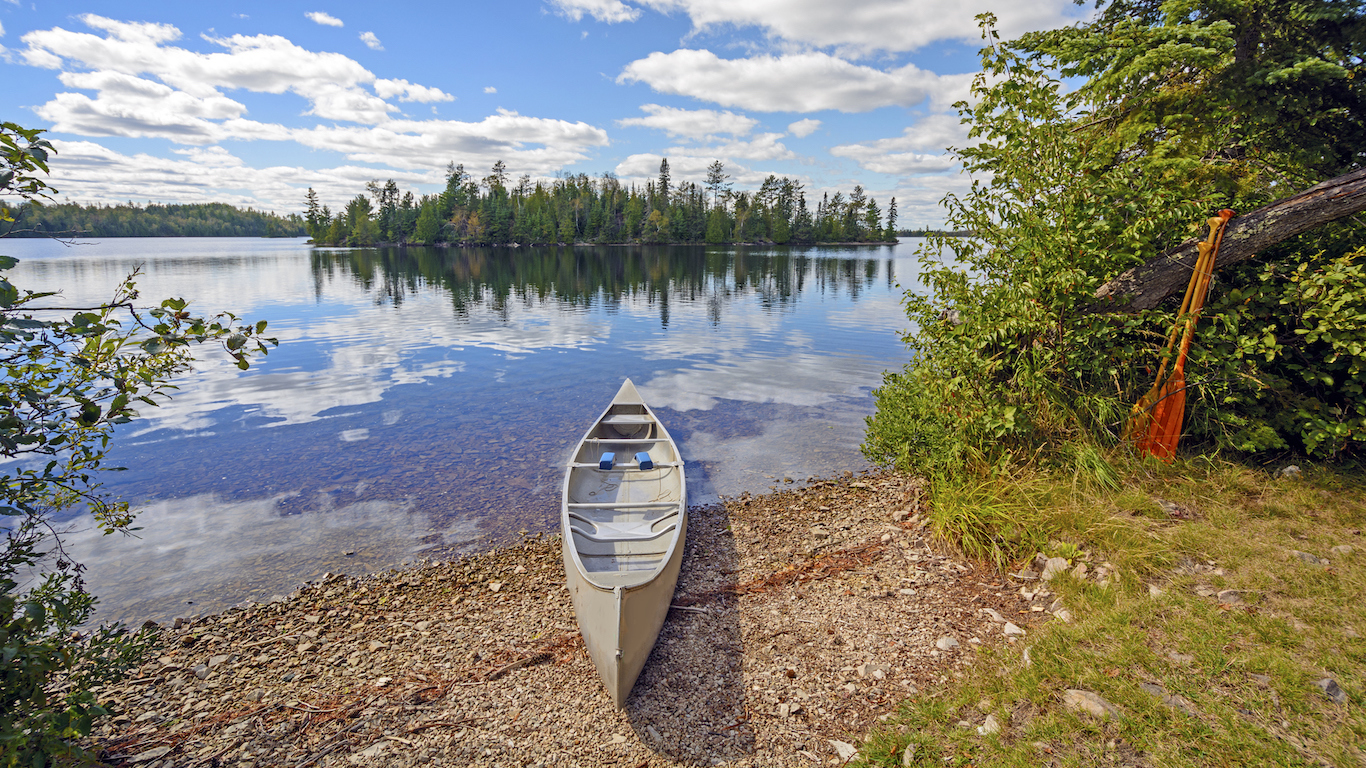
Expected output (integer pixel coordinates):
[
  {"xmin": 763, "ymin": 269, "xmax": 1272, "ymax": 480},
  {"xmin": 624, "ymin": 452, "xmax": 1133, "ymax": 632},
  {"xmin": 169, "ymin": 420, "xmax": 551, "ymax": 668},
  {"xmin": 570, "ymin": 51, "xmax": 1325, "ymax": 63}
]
[{"xmin": 1087, "ymin": 167, "xmax": 1366, "ymax": 314}]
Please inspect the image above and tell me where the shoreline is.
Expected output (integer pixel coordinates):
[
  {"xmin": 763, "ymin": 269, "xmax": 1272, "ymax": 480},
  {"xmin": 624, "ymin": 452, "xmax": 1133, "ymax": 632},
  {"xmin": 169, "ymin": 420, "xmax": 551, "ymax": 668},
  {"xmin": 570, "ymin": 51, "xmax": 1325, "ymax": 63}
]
[{"xmin": 85, "ymin": 469, "xmax": 1057, "ymax": 767}]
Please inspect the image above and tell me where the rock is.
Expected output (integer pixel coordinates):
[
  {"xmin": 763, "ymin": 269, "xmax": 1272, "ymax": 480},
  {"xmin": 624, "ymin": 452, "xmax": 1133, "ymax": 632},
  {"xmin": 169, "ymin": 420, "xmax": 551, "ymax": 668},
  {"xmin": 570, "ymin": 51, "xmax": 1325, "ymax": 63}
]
[
  {"xmin": 303, "ymin": 614, "xmax": 320, "ymax": 624},
  {"xmin": 488, "ymin": 581, "xmax": 503, "ymax": 592},
  {"xmin": 1313, "ymin": 678, "xmax": 1348, "ymax": 705},
  {"xmin": 1148, "ymin": 584, "xmax": 1165, "ymax": 598},
  {"xmin": 349, "ymin": 741, "xmax": 390, "ymax": 763},
  {"xmin": 1047, "ymin": 598, "xmax": 1064, "ymax": 614},
  {"xmin": 374, "ymin": 676, "xmax": 392, "ymax": 688},
  {"xmin": 1062, "ymin": 689, "xmax": 1122, "ymax": 720},
  {"xmin": 192, "ymin": 664, "xmax": 209, "ymax": 680},
  {"xmin": 898, "ymin": 588, "xmax": 917, "ymax": 596},
  {"xmin": 135, "ymin": 711, "xmax": 160, "ymax": 722},
  {"xmin": 609, "ymin": 733, "xmax": 629, "ymax": 744},
  {"xmin": 1291, "ymin": 550, "xmax": 1327, "ymax": 566},
  {"xmin": 829, "ymin": 740, "xmax": 857, "ymax": 760},
  {"xmin": 1022, "ymin": 647, "xmax": 1032, "ymax": 667},
  {"xmin": 1003, "ymin": 622, "xmax": 1026, "ymax": 637},
  {"xmin": 981, "ymin": 608, "xmax": 1007, "ymax": 623},
  {"xmin": 1139, "ymin": 682, "xmax": 1197, "ymax": 716},
  {"xmin": 1168, "ymin": 652, "xmax": 1195, "ymax": 664},
  {"xmin": 129, "ymin": 746, "xmax": 172, "ymax": 763},
  {"xmin": 1013, "ymin": 569, "xmax": 1039, "ymax": 581},
  {"xmin": 976, "ymin": 713, "xmax": 1001, "ymax": 736},
  {"xmin": 1071, "ymin": 563, "xmax": 1088, "ymax": 580},
  {"xmin": 809, "ymin": 526, "xmax": 831, "ymax": 539},
  {"xmin": 368, "ymin": 640, "xmax": 388, "ymax": 652},
  {"xmin": 1275, "ymin": 465, "xmax": 1302, "ymax": 480},
  {"xmin": 1040, "ymin": 557, "xmax": 1069, "ymax": 581},
  {"xmin": 1194, "ymin": 584, "xmax": 1217, "ymax": 597},
  {"xmin": 778, "ymin": 702, "xmax": 802, "ymax": 717},
  {"xmin": 208, "ymin": 654, "xmax": 230, "ymax": 668},
  {"xmin": 935, "ymin": 636, "xmax": 959, "ymax": 651},
  {"xmin": 892, "ymin": 509, "xmax": 912, "ymax": 522},
  {"xmin": 1330, "ymin": 545, "xmax": 1354, "ymax": 557},
  {"xmin": 1217, "ymin": 589, "xmax": 1249, "ymax": 605},
  {"xmin": 245, "ymin": 688, "xmax": 265, "ymax": 702},
  {"xmin": 414, "ymin": 621, "xmax": 431, "ymax": 631},
  {"xmin": 1054, "ymin": 609, "xmax": 1074, "ymax": 623},
  {"xmin": 858, "ymin": 662, "xmax": 891, "ymax": 679},
  {"xmin": 901, "ymin": 743, "xmax": 918, "ymax": 767}
]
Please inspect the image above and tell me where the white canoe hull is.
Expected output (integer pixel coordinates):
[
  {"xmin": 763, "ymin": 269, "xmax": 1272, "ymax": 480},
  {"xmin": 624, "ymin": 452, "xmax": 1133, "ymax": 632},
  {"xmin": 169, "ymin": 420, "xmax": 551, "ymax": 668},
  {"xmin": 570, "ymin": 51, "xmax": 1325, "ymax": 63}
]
[{"xmin": 561, "ymin": 379, "xmax": 687, "ymax": 708}]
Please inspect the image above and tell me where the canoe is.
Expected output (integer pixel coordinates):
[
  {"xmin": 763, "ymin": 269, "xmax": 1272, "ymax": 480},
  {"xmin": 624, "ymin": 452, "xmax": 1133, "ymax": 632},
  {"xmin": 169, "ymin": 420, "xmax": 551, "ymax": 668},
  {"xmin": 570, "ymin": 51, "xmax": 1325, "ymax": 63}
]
[{"xmin": 561, "ymin": 378, "xmax": 687, "ymax": 708}]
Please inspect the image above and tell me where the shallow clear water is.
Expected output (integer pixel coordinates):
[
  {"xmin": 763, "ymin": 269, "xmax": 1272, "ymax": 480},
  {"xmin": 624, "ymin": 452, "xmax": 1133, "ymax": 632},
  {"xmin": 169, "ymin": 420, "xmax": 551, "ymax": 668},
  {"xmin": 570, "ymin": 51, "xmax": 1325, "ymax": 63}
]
[{"xmin": 4, "ymin": 238, "xmax": 923, "ymax": 623}]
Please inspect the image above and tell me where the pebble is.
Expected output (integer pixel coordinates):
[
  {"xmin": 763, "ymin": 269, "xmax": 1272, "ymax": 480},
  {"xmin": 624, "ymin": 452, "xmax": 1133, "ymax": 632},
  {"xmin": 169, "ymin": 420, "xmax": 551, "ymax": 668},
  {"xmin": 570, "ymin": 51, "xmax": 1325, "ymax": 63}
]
[
  {"xmin": 1330, "ymin": 544, "xmax": 1354, "ymax": 557},
  {"xmin": 1275, "ymin": 465, "xmax": 1302, "ymax": 480},
  {"xmin": 1003, "ymin": 622, "xmax": 1026, "ymax": 637},
  {"xmin": 191, "ymin": 664, "xmax": 209, "ymax": 680},
  {"xmin": 129, "ymin": 746, "xmax": 172, "ymax": 763},
  {"xmin": 1168, "ymin": 651, "xmax": 1195, "ymax": 664},
  {"xmin": 208, "ymin": 654, "xmax": 230, "ymax": 668},
  {"xmin": 1062, "ymin": 689, "xmax": 1122, "ymax": 720},
  {"xmin": 935, "ymin": 636, "xmax": 960, "ymax": 651},
  {"xmin": 1053, "ymin": 609, "xmax": 1073, "ymax": 623}
]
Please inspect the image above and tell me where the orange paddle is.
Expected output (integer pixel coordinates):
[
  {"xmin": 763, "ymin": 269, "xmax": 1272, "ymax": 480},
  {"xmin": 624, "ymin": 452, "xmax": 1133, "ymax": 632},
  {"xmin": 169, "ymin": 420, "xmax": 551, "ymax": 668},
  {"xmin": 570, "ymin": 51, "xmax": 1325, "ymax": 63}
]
[{"xmin": 1127, "ymin": 209, "xmax": 1234, "ymax": 461}]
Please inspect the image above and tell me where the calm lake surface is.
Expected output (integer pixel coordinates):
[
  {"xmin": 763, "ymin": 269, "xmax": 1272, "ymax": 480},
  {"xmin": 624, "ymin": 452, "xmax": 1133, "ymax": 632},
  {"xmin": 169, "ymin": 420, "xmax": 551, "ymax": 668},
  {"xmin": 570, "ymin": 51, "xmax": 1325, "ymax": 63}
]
[{"xmin": 4, "ymin": 238, "xmax": 925, "ymax": 623}]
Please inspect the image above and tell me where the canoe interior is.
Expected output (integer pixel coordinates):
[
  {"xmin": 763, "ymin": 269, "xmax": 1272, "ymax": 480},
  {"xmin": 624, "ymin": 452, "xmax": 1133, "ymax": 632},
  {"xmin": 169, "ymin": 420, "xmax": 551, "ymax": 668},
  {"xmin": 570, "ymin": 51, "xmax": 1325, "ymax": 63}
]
[{"xmin": 567, "ymin": 403, "xmax": 683, "ymax": 589}]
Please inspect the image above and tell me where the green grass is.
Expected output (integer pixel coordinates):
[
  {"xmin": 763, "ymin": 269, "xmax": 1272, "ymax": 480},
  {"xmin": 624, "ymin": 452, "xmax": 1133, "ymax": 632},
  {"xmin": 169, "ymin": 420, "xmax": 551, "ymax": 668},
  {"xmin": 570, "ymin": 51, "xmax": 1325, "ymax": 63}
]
[{"xmin": 859, "ymin": 456, "xmax": 1366, "ymax": 767}]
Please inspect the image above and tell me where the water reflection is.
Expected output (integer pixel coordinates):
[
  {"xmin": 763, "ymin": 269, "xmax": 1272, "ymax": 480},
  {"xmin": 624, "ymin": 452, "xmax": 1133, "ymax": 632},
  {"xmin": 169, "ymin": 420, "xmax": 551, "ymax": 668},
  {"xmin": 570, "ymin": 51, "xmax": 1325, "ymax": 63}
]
[{"xmin": 3, "ymin": 239, "xmax": 918, "ymax": 623}]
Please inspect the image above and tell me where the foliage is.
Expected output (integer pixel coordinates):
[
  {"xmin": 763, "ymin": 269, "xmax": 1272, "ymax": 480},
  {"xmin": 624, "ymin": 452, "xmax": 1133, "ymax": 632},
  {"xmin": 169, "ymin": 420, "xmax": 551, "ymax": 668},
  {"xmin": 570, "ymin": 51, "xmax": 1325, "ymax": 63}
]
[
  {"xmin": 865, "ymin": 2, "xmax": 1365, "ymax": 473},
  {"xmin": 5, "ymin": 201, "xmax": 305, "ymax": 239},
  {"xmin": 1, "ymin": 125, "xmax": 276, "ymax": 765},
  {"xmin": 310, "ymin": 162, "xmax": 899, "ymax": 247},
  {"xmin": 0, "ymin": 123, "xmax": 56, "ymax": 227}
]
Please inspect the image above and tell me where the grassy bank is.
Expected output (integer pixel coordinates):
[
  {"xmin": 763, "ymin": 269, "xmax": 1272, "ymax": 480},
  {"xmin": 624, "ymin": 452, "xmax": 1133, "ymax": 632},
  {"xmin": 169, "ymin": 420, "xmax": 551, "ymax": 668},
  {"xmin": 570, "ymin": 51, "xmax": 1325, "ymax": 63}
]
[{"xmin": 857, "ymin": 457, "xmax": 1366, "ymax": 767}]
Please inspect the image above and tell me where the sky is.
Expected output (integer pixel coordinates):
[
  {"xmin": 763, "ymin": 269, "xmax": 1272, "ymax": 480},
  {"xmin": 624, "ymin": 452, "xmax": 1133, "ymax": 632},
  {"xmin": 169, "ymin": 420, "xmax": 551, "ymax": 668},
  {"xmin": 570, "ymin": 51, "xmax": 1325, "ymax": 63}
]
[{"xmin": 0, "ymin": 0, "xmax": 1089, "ymax": 227}]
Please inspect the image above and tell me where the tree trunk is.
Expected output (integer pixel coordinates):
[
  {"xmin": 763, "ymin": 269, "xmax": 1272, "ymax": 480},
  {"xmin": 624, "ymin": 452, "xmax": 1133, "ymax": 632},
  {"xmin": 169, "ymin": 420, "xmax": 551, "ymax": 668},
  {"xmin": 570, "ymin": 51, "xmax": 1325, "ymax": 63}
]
[{"xmin": 1087, "ymin": 167, "xmax": 1366, "ymax": 314}]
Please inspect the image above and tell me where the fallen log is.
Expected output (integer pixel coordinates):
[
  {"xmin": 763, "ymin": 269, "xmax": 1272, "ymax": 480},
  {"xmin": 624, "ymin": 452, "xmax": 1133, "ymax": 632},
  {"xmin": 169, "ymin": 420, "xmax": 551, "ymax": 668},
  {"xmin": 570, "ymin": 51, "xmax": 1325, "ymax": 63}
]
[{"xmin": 1087, "ymin": 167, "xmax": 1366, "ymax": 314}]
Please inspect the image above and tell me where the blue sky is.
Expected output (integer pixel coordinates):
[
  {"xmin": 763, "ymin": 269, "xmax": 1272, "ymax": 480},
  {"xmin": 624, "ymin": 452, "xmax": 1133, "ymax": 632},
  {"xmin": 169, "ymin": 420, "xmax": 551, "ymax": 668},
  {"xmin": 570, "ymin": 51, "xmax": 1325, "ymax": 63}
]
[{"xmin": 1, "ymin": 0, "xmax": 1088, "ymax": 226}]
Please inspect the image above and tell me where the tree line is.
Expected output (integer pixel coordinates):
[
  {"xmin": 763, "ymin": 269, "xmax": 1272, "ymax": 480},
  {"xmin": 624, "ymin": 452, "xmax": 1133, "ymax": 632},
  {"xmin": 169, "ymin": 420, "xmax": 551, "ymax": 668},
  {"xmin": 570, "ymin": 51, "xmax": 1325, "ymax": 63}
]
[
  {"xmin": 4, "ymin": 201, "xmax": 306, "ymax": 238},
  {"xmin": 305, "ymin": 159, "xmax": 898, "ymax": 247}
]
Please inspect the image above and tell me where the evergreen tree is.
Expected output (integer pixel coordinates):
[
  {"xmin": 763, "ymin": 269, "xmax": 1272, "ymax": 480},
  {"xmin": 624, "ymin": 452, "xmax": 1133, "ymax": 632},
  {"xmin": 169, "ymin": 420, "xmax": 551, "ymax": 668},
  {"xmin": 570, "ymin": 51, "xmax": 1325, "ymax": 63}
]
[
  {"xmin": 884, "ymin": 197, "xmax": 898, "ymax": 240},
  {"xmin": 414, "ymin": 199, "xmax": 440, "ymax": 244}
]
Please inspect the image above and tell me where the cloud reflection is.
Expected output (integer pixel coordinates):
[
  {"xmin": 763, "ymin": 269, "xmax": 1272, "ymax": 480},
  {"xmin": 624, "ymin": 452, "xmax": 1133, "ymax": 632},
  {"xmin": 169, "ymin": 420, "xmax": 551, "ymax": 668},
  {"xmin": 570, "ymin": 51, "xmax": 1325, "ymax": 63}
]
[{"xmin": 56, "ymin": 492, "xmax": 483, "ymax": 624}]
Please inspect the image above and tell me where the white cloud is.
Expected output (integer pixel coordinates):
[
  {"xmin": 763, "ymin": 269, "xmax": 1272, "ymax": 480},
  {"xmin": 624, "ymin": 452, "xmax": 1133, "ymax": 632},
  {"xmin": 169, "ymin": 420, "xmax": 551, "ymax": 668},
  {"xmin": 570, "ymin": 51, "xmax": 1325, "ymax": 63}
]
[
  {"xmin": 548, "ymin": 0, "xmax": 642, "ymax": 23},
  {"xmin": 829, "ymin": 115, "xmax": 969, "ymax": 176},
  {"xmin": 787, "ymin": 118, "xmax": 820, "ymax": 137},
  {"xmin": 634, "ymin": 0, "xmax": 1082, "ymax": 54},
  {"xmin": 374, "ymin": 78, "xmax": 454, "ymax": 103},
  {"xmin": 619, "ymin": 50, "xmax": 971, "ymax": 113},
  {"xmin": 617, "ymin": 103, "xmax": 757, "ymax": 139},
  {"xmin": 359, "ymin": 31, "xmax": 382, "ymax": 50},
  {"xmin": 21, "ymin": 17, "xmax": 403, "ymax": 124},
  {"xmin": 305, "ymin": 11, "xmax": 344, "ymax": 27},
  {"xmin": 484, "ymin": 86, "xmax": 497, "ymax": 93}
]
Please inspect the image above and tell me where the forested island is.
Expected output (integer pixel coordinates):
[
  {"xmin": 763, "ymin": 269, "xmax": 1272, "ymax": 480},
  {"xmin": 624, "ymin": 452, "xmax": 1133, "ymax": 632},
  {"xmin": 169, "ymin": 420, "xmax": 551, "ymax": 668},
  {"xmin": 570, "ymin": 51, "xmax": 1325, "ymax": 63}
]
[
  {"xmin": 306, "ymin": 159, "xmax": 899, "ymax": 247},
  {"xmin": 4, "ymin": 201, "xmax": 306, "ymax": 238}
]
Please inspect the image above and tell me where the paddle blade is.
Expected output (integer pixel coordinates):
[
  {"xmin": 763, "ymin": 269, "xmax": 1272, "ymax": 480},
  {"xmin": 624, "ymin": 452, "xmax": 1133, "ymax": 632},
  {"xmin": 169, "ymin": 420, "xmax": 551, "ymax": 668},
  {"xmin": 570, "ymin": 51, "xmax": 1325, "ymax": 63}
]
[{"xmin": 1136, "ymin": 371, "xmax": 1186, "ymax": 462}]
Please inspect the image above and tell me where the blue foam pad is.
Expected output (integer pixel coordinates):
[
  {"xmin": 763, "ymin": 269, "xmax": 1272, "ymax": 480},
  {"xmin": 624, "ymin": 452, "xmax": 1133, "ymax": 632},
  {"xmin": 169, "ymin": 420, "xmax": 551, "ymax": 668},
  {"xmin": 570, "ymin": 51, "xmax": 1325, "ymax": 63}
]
[
  {"xmin": 634, "ymin": 452, "xmax": 654, "ymax": 470},
  {"xmin": 598, "ymin": 452, "xmax": 615, "ymax": 470}
]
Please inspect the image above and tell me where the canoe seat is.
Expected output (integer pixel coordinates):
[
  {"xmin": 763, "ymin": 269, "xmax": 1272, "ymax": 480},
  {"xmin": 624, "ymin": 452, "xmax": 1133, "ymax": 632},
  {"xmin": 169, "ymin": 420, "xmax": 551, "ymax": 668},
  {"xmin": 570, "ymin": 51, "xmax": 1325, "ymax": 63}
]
[
  {"xmin": 571, "ymin": 522, "xmax": 677, "ymax": 544},
  {"xmin": 601, "ymin": 414, "xmax": 654, "ymax": 426}
]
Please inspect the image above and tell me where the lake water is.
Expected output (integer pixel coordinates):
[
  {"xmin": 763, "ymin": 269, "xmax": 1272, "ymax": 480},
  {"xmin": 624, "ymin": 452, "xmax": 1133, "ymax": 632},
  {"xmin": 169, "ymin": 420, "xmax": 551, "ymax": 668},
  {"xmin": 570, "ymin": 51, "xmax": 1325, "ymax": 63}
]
[{"xmin": 3, "ymin": 238, "xmax": 924, "ymax": 624}]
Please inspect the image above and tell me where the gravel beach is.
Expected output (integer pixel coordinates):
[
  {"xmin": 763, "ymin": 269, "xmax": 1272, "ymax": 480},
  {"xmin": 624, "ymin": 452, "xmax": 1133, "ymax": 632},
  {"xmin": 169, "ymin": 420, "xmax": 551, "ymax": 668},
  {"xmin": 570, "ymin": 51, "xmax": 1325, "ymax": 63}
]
[{"xmin": 88, "ymin": 471, "xmax": 1042, "ymax": 767}]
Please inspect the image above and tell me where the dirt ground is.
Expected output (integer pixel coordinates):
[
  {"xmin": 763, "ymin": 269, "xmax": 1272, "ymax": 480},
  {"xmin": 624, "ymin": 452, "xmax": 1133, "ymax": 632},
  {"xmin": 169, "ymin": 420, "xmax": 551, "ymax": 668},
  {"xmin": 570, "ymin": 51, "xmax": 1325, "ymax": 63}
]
[{"xmin": 89, "ymin": 471, "xmax": 1047, "ymax": 767}]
